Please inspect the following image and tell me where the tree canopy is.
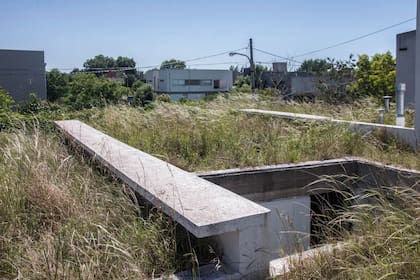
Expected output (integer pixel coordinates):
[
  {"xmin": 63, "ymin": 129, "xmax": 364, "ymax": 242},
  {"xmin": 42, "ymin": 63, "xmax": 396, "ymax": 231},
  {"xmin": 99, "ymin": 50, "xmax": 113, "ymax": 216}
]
[
  {"xmin": 46, "ymin": 69, "xmax": 69, "ymax": 101},
  {"xmin": 297, "ymin": 59, "xmax": 330, "ymax": 74},
  {"xmin": 160, "ymin": 59, "xmax": 186, "ymax": 69},
  {"xmin": 351, "ymin": 52, "xmax": 395, "ymax": 99}
]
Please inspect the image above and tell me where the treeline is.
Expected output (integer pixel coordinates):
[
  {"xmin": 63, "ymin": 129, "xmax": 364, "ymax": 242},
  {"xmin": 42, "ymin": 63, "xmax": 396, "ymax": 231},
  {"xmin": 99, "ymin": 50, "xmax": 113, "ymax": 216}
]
[
  {"xmin": 47, "ymin": 55, "xmax": 153, "ymax": 109},
  {"xmin": 297, "ymin": 52, "xmax": 396, "ymax": 103}
]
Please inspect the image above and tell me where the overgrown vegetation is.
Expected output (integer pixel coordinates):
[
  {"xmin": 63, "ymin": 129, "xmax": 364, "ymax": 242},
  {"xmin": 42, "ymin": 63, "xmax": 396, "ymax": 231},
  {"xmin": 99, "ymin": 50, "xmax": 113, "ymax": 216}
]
[
  {"xmin": 282, "ymin": 186, "xmax": 420, "ymax": 279},
  {"xmin": 87, "ymin": 94, "xmax": 419, "ymax": 172},
  {"xmin": 0, "ymin": 128, "xmax": 179, "ymax": 278}
]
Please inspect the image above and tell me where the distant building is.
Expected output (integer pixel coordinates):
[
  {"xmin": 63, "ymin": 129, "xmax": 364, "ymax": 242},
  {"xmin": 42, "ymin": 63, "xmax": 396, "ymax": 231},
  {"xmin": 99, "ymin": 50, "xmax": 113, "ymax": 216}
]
[
  {"xmin": 103, "ymin": 71, "xmax": 124, "ymax": 83},
  {"xmin": 145, "ymin": 69, "xmax": 233, "ymax": 101},
  {"xmin": 259, "ymin": 63, "xmax": 320, "ymax": 99},
  {"xmin": 0, "ymin": 49, "xmax": 46, "ymax": 103},
  {"xmin": 396, "ymin": 30, "xmax": 416, "ymax": 108}
]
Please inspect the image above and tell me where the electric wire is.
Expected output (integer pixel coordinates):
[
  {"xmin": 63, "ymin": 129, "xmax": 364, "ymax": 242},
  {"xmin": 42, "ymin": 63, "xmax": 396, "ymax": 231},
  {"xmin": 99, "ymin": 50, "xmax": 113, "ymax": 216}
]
[{"xmin": 293, "ymin": 17, "xmax": 416, "ymax": 58}]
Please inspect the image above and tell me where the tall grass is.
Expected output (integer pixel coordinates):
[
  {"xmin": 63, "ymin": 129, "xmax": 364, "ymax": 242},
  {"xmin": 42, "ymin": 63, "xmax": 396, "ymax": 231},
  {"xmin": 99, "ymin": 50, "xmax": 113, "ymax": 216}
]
[
  {"xmin": 0, "ymin": 127, "xmax": 178, "ymax": 279},
  {"xmin": 87, "ymin": 94, "xmax": 419, "ymax": 172},
  {"xmin": 282, "ymin": 185, "xmax": 420, "ymax": 279}
]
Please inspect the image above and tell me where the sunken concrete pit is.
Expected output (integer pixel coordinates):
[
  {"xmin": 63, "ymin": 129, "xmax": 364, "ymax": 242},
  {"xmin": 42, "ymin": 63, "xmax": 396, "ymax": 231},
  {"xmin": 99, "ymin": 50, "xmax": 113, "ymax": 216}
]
[{"xmin": 56, "ymin": 120, "xmax": 420, "ymax": 279}]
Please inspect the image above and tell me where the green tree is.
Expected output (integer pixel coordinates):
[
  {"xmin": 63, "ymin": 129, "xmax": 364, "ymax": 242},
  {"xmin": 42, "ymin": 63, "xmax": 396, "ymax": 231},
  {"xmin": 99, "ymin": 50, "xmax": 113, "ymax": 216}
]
[
  {"xmin": 46, "ymin": 69, "xmax": 69, "ymax": 101},
  {"xmin": 317, "ymin": 55, "xmax": 356, "ymax": 104},
  {"xmin": 64, "ymin": 73, "xmax": 126, "ymax": 109},
  {"xmin": 160, "ymin": 59, "xmax": 186, "ymax": 69},
  {"xmin": 298, "ymin": 59, "xmax": 330, "ymax": 74},
  {"xmin": 83, "ymin": 54, "xmax": 116, "ymax": 70},
  {"xmin": 133, "ymin": 84, "xmax": 154, "ymax": 106},
  {"xmin": 352, "ymin": 52, "xmax": 395, "ymax": 99}
]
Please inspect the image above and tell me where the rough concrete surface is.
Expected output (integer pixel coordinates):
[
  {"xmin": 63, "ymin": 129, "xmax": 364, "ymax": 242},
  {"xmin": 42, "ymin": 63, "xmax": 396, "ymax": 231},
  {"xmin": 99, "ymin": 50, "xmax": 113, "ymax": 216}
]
[{"xmin": 55, "ymin": 120, "xmax": 270, "ymax": 238}]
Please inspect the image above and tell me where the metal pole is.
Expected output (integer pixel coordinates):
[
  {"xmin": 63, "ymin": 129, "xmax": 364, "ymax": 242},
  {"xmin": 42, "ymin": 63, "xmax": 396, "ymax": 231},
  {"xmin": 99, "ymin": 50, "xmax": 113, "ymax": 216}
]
[
  {"xmin": 383, "ymin": 95, "xmax": 392, "ymax": 113},
  {"xmin": 249, "ymin": 38, "xmax": 255, "ymax": 95},
  {"xmin": 396, "ymin": 83, "xmax": 405, "ymax": 127}
]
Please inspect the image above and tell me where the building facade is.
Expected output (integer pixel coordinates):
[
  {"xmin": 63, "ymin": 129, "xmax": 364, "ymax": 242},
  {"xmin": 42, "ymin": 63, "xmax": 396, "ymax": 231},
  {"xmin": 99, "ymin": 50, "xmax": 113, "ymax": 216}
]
[
  {"xmin": 0, "ymin": 49, "xmax": 46, "ymax": 103},
  {"xmin": 146, "ymin": 69, "xmax": 233, "ymax": 101},
  {"xmin": 396, "ymin": 30, "xmax": 416, "ymax": 109}
]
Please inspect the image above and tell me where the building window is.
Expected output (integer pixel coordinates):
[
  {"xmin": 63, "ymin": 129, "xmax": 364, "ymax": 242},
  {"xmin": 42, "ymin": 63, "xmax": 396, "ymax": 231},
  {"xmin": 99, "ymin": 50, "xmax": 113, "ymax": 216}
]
[
  {"xmin": 159, "ymin": 79, "xmax": 165, "ymax": 82},
  {"xmin": 200, "ymin": 80, "xmax": 212, "ymax": 86},
  {"xmin": 172, "ymin": 79, "xmax": 185, "ymax": 86},
  {"xmin": 213, "ymin": 80, "xmax": 220, "ymax": 89},
  {"xmin": 185, "ymin": 79, "xmax": 201, "ymax": 86}
]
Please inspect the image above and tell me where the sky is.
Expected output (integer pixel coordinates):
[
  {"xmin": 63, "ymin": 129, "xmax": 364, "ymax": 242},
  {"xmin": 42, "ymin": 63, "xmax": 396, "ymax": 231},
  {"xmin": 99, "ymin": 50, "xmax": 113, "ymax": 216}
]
[{"xmin": 0, "ymin": 0, "xmax": 417, "ymax": 71}]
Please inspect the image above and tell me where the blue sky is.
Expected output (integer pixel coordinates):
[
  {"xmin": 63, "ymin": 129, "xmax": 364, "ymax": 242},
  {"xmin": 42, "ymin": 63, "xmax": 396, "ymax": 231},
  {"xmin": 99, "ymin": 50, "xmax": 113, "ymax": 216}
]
[{"xmin": 0, "ymin": 0, "xmax": 417, "ymax": 71}]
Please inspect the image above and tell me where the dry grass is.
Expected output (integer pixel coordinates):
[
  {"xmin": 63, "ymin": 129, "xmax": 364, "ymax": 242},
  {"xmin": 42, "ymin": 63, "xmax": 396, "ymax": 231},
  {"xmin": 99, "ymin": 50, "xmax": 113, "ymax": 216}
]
[
  {"xmin": 0, "ymin": 127, "xmax": 178, "ymax": 279},
  {"xmin": 86, "ymin": 94, "xmax": 419, "ymax": 172},
  {"xmin": 282, "ymin": 186, "xmax": 420, "ymax": 280}
]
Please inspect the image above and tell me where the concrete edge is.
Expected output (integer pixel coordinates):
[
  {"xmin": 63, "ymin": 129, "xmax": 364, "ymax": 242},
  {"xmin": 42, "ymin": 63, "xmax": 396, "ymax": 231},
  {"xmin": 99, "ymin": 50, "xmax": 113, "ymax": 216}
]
[{"xmin": 55, "ymin": 120, "xmax": 271, "ymax": 238}]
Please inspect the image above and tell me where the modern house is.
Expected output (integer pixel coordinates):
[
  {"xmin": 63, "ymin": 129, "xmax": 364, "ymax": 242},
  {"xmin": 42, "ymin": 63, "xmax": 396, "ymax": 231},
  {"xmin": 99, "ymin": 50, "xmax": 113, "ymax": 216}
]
[
  {"xmin": 0, "ymin": 49, "xmax": 47, "ymax": 103},
  {"xmin": 396, "ymin": 30, "xmax": 416, "ymax": 108},
  {"xmin": 145, "ymin": 69, "xmax": 233, "ymax": 101}
]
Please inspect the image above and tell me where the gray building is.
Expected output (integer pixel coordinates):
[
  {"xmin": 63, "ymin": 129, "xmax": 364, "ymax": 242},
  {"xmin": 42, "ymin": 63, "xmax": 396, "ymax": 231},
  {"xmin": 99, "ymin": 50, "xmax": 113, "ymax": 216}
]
[
  {"xmin": 0, "ymin": 49, "xmax": 47, "ymax": 103},
  {"xmin": 146, "ymin": 69, "xmax": 233, "ymax": 101},
  {"xmin": 260, "ymin": 63, "xmax": 320, "ymax": 99},
  {"xmin": 396, "ymin": 30, "xmax": 416, "ymax": 108}
]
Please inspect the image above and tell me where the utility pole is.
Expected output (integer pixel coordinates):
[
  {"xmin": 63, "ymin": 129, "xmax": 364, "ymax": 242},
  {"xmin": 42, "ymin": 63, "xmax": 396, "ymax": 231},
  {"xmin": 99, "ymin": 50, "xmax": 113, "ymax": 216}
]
[{"xmin": 249, "ymin": 38, "xmax": 255, "ymax": 95}]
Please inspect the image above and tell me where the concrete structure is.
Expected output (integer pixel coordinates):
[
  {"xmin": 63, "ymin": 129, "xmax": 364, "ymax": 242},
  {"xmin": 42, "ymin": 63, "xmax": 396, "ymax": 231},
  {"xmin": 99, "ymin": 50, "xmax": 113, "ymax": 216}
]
[
  {"xmin": 241, "ymin": 109, "xmax": 418, "ymax": 149},
  {"xmin": 259, "ymin": 63, "xmax": 320, "ymax": 99},
  {"xmin": 145, "ymin": 69, "xmax": 233, "ymax": 101},
  {"xmin": 0, "ymin": 49, "xmax": 46, "ymax": 103},
  {"xmin": 415, "ymin": 0, "xmax": 420, "ymax": 147},
  {"xmin": 56, "ymin": 120, "xmax": 420, "ymax": 278},
  {"xmin": 396, "ymin": 30, "xmax": 416, "ymax": 109}
]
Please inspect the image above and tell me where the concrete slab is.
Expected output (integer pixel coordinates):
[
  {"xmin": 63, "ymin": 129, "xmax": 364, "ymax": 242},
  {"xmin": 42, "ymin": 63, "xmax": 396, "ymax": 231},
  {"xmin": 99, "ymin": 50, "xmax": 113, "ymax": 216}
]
[
  {"xmin": 269, "ymin": 243, "xmax": 343, "ymax": 278},
  {"xmin": 55, "ymin": 120, "xmax": 270, "ymax": 238},
  {"xmin": 241, "ymin": 109, "xmax": 417, "ymax": 149}
]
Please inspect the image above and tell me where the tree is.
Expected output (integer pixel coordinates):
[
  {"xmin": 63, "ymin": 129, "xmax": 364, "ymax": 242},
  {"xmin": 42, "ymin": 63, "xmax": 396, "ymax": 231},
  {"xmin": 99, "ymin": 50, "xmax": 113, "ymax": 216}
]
[
  {"xmin": 133, "ymin": 84, "xmax": 154, "ymax": 106},
  {"xmin": 46, "ymin": 69, "xmax": 69, "ymax": 101},
  {"xmin": 83, "ymin": 54, "xmax": 116, "ymax": 70},
  {"xmin": 64, "ymin": 73, "xmax": 127, "ymax": 109},
  {"xmin": 160, "ymin": 59, "xmax": 186, "ymax": 69},
  {"xmin": 298, "ymin": 59, "xmax": 330, "ymax": 74},
  {"xmin": 317, "ymin": 55, "xmax": 356, "ymax": 104},
  {"xmin": 352, "ymin": 52, "xmax": 395, "ymax": 99}
]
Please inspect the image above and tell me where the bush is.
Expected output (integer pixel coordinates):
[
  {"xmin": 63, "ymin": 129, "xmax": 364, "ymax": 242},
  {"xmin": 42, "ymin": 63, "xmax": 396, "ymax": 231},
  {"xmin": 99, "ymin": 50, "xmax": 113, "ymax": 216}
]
[
  {"xmin": 17, "ymin": 93, "xmax": 49, "ymax": 114},
  {"xmin": 64, "ymin": 73, "xmax": 128, "ymax": 110},
  {"xmin": 133, "ymin": 84, "xmax": 154, "ymax": 106},
  {"xmin": 0, "ymin": 88, "xmax": 14, "ymax": 112},
  {"xmin": 156, "ymin": 94, "xmax": 171, "ymax": 103}
]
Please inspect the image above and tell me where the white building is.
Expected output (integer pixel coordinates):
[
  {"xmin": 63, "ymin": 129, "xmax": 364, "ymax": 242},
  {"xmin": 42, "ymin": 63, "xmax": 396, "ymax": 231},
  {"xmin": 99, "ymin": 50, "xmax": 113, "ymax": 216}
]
[{"xmin": 145, "ymin": 69, "xmax": 233, "ymax": 101}]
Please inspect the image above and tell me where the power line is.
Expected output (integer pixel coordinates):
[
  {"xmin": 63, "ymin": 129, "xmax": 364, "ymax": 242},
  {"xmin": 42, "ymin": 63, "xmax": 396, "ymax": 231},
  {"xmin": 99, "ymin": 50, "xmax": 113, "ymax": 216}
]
[
  {"xmin": 254, "ymin": 48, "xmax": 303, "ymax": 64},
  {"xmin": 46, "ymin": 47, "xmax": 247, "ymax": 71},
  {"xmin": 293, "ymin": 17, "xmax": 416, "ymax": 58}
]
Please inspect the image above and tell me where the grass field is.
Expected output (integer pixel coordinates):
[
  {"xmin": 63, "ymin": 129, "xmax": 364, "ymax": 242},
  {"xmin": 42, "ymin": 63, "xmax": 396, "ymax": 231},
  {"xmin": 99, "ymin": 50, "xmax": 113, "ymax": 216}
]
[{"xmin": 0, "ymin": 93, "xmax": 419, "ymax": 279}]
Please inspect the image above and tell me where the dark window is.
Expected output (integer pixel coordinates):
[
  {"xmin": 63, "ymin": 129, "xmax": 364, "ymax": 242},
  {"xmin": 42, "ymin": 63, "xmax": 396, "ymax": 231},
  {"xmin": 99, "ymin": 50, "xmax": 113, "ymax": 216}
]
[
  {"xmin": 185, "ymin": 79, "xmax": 201, "ymax": 86},
  {"xmin": 213, "ymin": 80, "xmax": 220, "ymax": 89}
]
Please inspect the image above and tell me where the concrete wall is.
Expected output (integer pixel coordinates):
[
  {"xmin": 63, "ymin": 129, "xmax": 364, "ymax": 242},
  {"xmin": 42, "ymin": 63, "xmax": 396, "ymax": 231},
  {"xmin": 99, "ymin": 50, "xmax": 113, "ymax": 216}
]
[
  {"xmin": 396, "ymin": 30, "xmax": 416, "ymax": 109},
  {"xmin": 291, "ymin": 76, "xmax": 320, "ymax": 97},
  {"xmin": 0, "ymin": 49, "xmax": 46, "ymax": 103}
]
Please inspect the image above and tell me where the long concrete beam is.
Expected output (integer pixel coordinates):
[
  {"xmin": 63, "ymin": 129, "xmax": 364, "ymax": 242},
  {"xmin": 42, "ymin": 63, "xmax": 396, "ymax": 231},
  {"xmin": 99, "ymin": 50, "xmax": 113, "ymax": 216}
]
[
  {"xmin": 241, "ymin": 109, "xmax": 418, "ymax": 149},
  {"xmin": 55, "ymin": 120, "xmax": 270, "ymax": 238}
]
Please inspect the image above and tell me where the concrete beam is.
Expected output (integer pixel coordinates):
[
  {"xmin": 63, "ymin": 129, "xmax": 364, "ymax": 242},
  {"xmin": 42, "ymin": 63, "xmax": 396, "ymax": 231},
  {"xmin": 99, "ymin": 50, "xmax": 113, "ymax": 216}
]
[
  {"xmin": 241, "ymin": 109, "xmax": 417, "ymax": 149},
  {"xmin": 55, "ymin": 120, "xmax": 270, "ymax": 238}
]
